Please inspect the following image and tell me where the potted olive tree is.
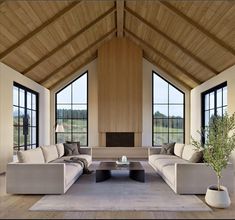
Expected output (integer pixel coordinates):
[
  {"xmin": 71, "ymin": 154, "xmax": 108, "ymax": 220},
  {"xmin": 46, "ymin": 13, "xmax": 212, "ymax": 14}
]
[{"xmin": 192, "ymin": 112, "xmax": 235, "ymax": 208}]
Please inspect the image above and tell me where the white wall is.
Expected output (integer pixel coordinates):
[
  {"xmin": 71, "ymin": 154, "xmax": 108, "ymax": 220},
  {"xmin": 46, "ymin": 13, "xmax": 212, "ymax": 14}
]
[
  {"xmin": 191, "ymin": 64, "xmax": 235, "ymax": 169},
  {"xmin": 142, "ymin": 58, "xmax": 191, "ymax": 146},
  {"xmin": 50, "ymin": 60, "xmax": 99, "ymax": 146},
  {"xmin": 0, "ymin": 63, "xmax": 50, "ymax": 173}
]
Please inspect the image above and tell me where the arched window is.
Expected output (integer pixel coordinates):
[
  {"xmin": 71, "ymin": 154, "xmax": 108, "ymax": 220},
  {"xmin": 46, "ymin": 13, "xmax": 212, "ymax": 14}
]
[
  {"xmin": 153, "ymin": 72, "xmax": 185, "ymax": 146},
  {"xmin": 55, "ymin": 72, "xmax": 88, "ymax": 146}
]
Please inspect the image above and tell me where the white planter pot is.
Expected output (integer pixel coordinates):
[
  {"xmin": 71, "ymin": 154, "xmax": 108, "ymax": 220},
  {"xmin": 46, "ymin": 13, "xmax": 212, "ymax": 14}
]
[{"xmin": 205, "ymin": 185, "xmax": 231, "ymax": 208}]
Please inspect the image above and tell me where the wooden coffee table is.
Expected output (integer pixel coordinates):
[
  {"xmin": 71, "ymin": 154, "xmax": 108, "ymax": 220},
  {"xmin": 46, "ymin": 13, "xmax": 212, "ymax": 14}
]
[{"xmin": 96, "ymin": 161, "xmax": 145, "ymax": 182}]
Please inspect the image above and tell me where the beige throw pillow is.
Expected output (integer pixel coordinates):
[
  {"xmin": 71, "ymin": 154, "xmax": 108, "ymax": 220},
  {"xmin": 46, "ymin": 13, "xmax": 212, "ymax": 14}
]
[
  {"xmin": 56, "ymin": 143, "xmax": 64, "ymax": 158},
  {"xmin": 40, "ymin": 145, "xmax": 59, "ymax": 163},
  {"xmin": 174, "ymin": 143, "xmax": 185, "ymax": 157}
]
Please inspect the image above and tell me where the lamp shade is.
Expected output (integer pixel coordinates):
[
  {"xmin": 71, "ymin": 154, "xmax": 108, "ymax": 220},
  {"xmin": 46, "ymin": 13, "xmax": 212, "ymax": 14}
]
[{"xmin": 55, "ymin": 124, "xmax": 64, "ymax": 132}]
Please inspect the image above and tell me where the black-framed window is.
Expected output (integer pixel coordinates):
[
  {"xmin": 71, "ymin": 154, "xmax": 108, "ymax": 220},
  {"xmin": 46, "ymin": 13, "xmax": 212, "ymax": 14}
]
[
  {"xmin": 55, "ymin": 72, "xmax": 88, "ymax": 146},
  {"xmin": 201, "ymin": 82, "xmax": 227, "ymax": 143},
  {"xmin": 13, "ymin": 82, "xmax": 39, "ymax": 153},
  {"xmin": 153, "ymin": 72, "xmax": 185, "ymax": 146}
]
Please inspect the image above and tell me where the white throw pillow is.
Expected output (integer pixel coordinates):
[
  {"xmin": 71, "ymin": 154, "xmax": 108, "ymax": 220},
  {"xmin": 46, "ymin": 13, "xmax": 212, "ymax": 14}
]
[
  {"xmin": 56, "ymin": 143, "xmax": 64, "ymax": 158},
  {"xmin": 182, "ymin": 144, "xmax": 198, "ymax": 161},
  {"xmin": 40, "ymin": 145, "xmax": 59, "ymax": 163},
  {"xmin": 174, "ymin": 143, "xmax": 185, "ymax": 157},
  {"xmin": 17, "ymin": 147, "xmax": 45, "ymax": 163}
]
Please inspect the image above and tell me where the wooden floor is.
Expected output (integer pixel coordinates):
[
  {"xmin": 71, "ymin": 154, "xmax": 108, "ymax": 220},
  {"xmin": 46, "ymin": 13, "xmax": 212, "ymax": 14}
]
[{"xmin": 1, "ymin": 170, "xmax": 235, "ymax": 219}]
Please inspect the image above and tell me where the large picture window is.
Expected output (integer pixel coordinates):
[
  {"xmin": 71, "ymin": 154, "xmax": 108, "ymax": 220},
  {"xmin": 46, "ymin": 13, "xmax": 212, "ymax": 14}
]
[
  {"xmin": 153, "ymin": 72, "xmax": 185, "ymax": 145},
  {"xmin": 55, "ymin": 72, "xmax": 88, "ymax": 146},
  {"xmin": 201, "ymin": 82, "xmax": 227, "ymax": 143},
  {"xmin": 13, "ymin": 82, "xmax": 38, "ymax": 153}
]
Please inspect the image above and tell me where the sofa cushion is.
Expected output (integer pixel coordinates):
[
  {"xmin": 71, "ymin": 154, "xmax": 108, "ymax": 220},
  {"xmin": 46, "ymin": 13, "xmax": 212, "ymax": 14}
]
[
  {"xmin": 162, "ymin": 165, "xmax": 175, "ymax": 185},
  {"xmin": 174, "ymin": 143, "xmax": 185, "ymax": 157},
  {"xmin": 52, "ymin": 154, "xmax": 92, "ymax": 166},
  {"xmin": 160, "ymin": 142, "xmax": 175, "ymax": 155},
  {"xmin": 56, "ymin": 143, "xmax": 64, "ymax": 158},
  {"xmin": 64, "ymin": 143, "xmax": 79, "ymax": 156},
  {"xmin": 65, "ymin": 163, "xmax": 83, "ymax": 186},
  {"xmin": 17, "ymin": 147, "xmax": 45, "ymax": 163},
  {"xmin": 182, "ymin": 144, "xmax": 198, "ymax": 161},
  {"xmin": 155, "ymin": 157, "xmax": 188, "ymax": 172},
  {"xmin": 41, "ymin": 145, "xmax": 59, "ymax": 163},
  {"xmin": 149, "ymin": 154, "xmax": 178, "ymax": 165}
]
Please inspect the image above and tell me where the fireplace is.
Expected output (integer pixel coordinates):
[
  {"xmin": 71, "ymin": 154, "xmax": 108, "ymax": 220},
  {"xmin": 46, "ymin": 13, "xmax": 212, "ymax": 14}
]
[{"xmin": 106, "ymin": 132, "xmax": 134, "ymax": 147}]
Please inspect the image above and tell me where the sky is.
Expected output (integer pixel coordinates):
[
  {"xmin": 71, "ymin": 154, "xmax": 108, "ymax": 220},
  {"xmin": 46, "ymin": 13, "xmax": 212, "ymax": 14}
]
[{"xmin": 153, "ymin": 74, "xmax": 184, "ymax": 117}]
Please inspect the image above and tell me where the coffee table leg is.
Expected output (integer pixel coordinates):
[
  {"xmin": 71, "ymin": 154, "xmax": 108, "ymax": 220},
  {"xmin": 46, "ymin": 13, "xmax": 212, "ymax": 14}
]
[
  {"xmin": 129, "ymin": 170, "xmax": 145, "ymax": 182},
  {"xmin": 96, "ymin": 170, "xmax": 111, "ymax": 182}
]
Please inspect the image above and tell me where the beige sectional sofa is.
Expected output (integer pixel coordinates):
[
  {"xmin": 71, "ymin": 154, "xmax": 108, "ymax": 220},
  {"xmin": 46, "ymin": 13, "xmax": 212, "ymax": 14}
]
[
  {"xmin": 6, "ymin": 144, "xmax": 92, "ymax": 194},
  {"xmin": 148, "ymin": 143, "xmax": 234, "ymax": 194}
]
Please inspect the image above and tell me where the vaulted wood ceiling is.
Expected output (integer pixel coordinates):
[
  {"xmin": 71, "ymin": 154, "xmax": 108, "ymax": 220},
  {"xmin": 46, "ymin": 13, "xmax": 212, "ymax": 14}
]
[{"xmin": 0, "ymin": 0, "xmax": 235, "ymax": 89}]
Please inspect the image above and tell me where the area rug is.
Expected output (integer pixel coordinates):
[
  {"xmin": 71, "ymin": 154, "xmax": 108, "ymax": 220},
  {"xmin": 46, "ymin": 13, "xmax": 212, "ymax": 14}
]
[{"xmin": 30, "ymin": 161, "xmax": 211, "ymax": 211}]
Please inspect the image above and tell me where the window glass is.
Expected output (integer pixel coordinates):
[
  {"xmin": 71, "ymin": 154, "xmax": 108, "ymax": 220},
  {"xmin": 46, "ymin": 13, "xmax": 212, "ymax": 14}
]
[
  {"xmin": 56, "ymin": 72, "xmax": 88, "ymax": 146},
  {"xmin": 13, "ymin": 83, "xmax": 38, "ymax": 153},
  {"xmin": 202, "ymin": 82, "xmax": 227, "ymax": 143},
  {"xmin": 153, "ymin": 72, "xmax": 184, "ymax": 145}
]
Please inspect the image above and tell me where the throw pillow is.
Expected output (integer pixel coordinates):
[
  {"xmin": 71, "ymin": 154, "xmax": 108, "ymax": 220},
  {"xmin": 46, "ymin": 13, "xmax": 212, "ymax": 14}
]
[
  {"xmin": 160, "ymin": 142, "xmax": 175, "ymax": 155},
  {"xmin": 66, "ymin": 141, "xmax": 81, "ymax": 153},
  {"xmin": 63, "ymin": 143, "xmax": 79, "ymax": 156},
  {"xmin": 189, "ymin": 151, "xmax": 203, "ymax": 163}
]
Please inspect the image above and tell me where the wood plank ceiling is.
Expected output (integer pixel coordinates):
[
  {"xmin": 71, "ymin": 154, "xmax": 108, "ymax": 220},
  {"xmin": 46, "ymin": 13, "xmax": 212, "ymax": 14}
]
[{"xmin": 0, "ymin": 0, "xmax": 235, "ymax": 89}]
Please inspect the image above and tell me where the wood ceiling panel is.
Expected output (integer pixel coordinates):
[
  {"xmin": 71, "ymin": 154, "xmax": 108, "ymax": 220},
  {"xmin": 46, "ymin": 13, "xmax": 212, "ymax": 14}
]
[
  {"xmin": 125, "ymin": 13, "xmax": 207, "ymax": 82},
  {"xmin": 171, "ymin": 1, "xmax": 235, "ymax": 49},
  {"xmin": 27, "ymin": 15, "xmax": 115, "ymax": 82},
  {"xmin": 1, "ymin": 2, "xmax": 115, "ymax": 76},
  {"xmin": 125, "ymin": 33, "xmax": 197, "ymax": 88},
  {"xmin": 0, "ymin": 0, "xmax": 70, "ymax": 52},
  {"xmin": 145, "ymin": 50, "xmax": 196, "ymax": 89},
  {"xmin": 43, "ymin": 51, "xmax": 96, "ymax": 89},
  {"xmin": 44, "ymin": 31, "xmax": 115, "ymax": 89},
  {"xmin": 126, "ymin": 0, "xmax": 235, "ymax": 75},
  {"xmin": 39, "ymin": 29, "xmax": 116, "ymax": 87},
  {"xmin": 0, "ymin": 0, "xmax": 234, "ymax": 89}
]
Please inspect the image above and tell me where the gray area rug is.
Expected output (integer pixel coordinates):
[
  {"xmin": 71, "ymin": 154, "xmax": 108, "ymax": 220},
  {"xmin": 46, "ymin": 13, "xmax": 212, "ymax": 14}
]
[{"xmin": 30, "ymin": 161, "xmax": 211, "ymax": 211}]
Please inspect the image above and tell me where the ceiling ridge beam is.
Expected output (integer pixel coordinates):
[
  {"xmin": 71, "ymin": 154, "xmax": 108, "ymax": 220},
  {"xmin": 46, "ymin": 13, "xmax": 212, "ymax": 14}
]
[
  {"xmin": 40, "ymin": 28, "xmax": 116, "ymax": 85},
  {"xmin": 116, "ymin": 0, "xmax": 124, "ymax": 37},
  {"xmin": 125, "ymin": 6, "xmax": 218, "ymax": 75},
  {"xmin": 23, "ymin": 6, "xmax": 116, "ymax": 76},
  {"xmin": 124, "ymin": 28, "xmax": 201, "ymax": 85},
  {"xmin": 144, "ymin": 55, "xmax": 192, "ymax": 90},
  {"xmin": 49, "ymin": 55, "xmax": 97, "ymax": 90},
  {"xmin": 0, "ymin": 0, "xmax": 82, "ymax": 61},
  {"xmin": 158, "ymin": 0, "xmax": 235, "ymax": 56}
]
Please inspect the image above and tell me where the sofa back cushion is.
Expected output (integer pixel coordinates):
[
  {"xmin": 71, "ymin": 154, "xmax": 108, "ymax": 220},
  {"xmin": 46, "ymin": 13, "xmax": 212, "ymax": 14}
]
[
  {"xmin": 188, "ymin": 150, "xmax": 203, "ymax": 163},
  {"xmin": 17, "ymin": 147, "xmax": 45, "ymax": 163},
  {"xmin": 182, "ymin": 144, "xmax": 198, "ymax": 161},
  {"xmin": 56, "ymin": 143, "xmax": 64, "ymax": 158},
  {"xmin": 174, "ymin": 143, "xmax": 185, "ymax": 157},
  {"xmin": 40, "ymin": 145, "xmax": 59, "ymax": 163}
]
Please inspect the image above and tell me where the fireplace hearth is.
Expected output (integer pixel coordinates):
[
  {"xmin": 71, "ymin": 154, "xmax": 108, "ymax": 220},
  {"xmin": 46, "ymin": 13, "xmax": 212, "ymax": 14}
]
[{"xmin": 106, "ymin": 132, "xmax": 134, "ymax": 147}]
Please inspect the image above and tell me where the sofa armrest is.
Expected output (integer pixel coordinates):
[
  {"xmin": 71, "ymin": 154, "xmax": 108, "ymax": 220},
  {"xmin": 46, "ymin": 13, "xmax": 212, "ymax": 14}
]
[
  {"xmin": 175, "ymin": 163, "xmax": 234, "ymax": 194},
  {"xmin": 79, "ymin": 147, "xmax": 92, "ymax": 156},
  {"xmin": 148, "ymin": 147, "xmax": 161, "ymax": 157},
  {"xmin": 6, "ymin": 163, "xmax": 65, "ymax": 194}
]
